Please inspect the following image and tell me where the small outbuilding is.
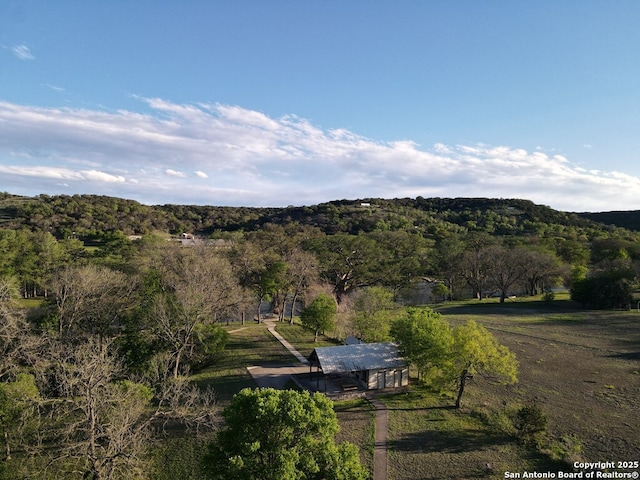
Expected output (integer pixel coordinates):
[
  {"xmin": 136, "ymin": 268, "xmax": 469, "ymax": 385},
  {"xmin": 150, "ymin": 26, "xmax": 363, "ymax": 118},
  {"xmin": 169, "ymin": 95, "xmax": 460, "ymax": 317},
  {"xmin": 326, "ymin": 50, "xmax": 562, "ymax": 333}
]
[{"xmin": 308, "ymin": 342, "xmax": 408, "ymax": 392}]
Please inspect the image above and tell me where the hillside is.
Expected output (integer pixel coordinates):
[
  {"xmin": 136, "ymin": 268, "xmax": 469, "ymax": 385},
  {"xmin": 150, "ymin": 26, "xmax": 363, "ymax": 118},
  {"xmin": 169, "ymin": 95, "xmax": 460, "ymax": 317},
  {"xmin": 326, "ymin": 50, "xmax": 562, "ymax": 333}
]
[
  {"xmin": 577, "ymin": 210, "xmax": 640, "ymax": 232},
  {"xmin": 1, "ymin": 192, "xmax": 637, "ymax": 241}
]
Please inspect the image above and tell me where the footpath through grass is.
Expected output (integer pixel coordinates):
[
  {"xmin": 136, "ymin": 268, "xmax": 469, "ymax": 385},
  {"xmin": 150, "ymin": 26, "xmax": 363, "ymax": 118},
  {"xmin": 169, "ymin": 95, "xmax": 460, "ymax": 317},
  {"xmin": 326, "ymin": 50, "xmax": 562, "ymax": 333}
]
[{"xmin": 269, "ymin": 319, "xmax": 342, "ymax": 356}]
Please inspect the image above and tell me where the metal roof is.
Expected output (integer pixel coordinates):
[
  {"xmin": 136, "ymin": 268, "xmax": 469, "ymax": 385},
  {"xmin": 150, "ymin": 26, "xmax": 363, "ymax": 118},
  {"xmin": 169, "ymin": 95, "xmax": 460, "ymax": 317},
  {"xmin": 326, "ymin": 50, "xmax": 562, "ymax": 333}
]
[{"xmin": 308, "ymin": 342, "xmax": 406, "ymax": 375}]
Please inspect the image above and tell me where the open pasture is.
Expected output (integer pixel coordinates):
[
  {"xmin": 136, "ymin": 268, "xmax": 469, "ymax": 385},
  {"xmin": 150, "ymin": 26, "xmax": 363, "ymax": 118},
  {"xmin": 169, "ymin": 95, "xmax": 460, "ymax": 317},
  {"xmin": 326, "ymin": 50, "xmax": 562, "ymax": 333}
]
[{"xmin": 437, "ymin": 300, "xmax": 640, "ymax": 462}]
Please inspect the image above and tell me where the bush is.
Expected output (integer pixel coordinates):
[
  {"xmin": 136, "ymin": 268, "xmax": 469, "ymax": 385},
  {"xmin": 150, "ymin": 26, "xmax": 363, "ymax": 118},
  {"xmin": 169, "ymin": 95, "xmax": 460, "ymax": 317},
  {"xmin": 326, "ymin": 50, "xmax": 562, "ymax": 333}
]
[
  {"xmin": 571, "ymin": 270, "xmax": 634, "ymax": 309},
  {"xmin": 473, "ymin": 406, "xmax": 516, "ymax": 437},
  {"xmin": 542, "ymin": 291, "xmax": 555, "ymax": 303},
  {"xmin": 513, "ymin": 404, "xmax": 547, "ymax": 445},
  {"xmin": 543, "ymin": 434, "xmax": 584, "ymax": 466}
]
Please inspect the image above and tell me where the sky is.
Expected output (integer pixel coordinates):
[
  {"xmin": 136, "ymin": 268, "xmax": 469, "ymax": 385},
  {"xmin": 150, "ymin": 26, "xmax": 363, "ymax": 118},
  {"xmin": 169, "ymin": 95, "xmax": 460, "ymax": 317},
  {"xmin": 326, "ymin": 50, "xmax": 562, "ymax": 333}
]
[{"xmin": 1, "ymin": 1, "xmax": 640, "ymax": 212}]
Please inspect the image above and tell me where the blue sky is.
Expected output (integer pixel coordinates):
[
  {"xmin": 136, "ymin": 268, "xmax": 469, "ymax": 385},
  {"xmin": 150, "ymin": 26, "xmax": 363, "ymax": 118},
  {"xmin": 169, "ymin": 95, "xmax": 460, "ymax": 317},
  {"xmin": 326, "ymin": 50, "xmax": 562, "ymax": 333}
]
[{"xmin": 1, "ymin": 1, "xmax": 639, "ymax": 212}]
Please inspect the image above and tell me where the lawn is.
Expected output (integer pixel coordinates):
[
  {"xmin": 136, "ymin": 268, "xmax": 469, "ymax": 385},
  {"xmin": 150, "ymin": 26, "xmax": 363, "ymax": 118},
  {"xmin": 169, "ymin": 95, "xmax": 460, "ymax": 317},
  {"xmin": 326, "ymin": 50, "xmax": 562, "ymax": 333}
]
[
  {"xmin": 334, "ymin": 398, "xmax": 376, "ymax": 479},
  {"xmin": 269, "ymin": 320, "xmax": 342, "ymax": 357},
  {"xmin": 191, "ymin": 323, "xmax": 292, "ymax": 402},
  {"xmin": 191, "ymin": 320, "xmax": 340, "ymax": 402}
]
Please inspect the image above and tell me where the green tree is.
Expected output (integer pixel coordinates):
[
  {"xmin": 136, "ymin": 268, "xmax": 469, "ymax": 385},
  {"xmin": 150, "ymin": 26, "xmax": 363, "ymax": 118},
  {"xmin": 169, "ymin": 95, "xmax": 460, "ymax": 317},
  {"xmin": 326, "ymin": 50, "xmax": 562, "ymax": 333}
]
[
  {"xmin": 203, "ymin": 388, "xmax": 366, "ymax": 480},
  {"xmin": 570, "ymin": 269, "xmax": 634, "ymax": 310},
  {"xmin": 452, "ymin": 320, "xmax": 518, "ymax": 408},
  {"xmin": 0, "ymin": 373, "xmax": 40, "ymax": 460},
  {"xmin": 430, "ymin": 283, "xmax": 450, "ymax": 303},
  {"xmin": 300, "ymin": 293, "xmax": 337, "ymax": 342},
  {"xmin": 390, "ymin": 307, "xmax": 454, "ymax": 384},
  {"xmin": 259, "ymin": 261, "xmax": 289, "ymax": 322},
  {"xmin": 303, "ymin": 233, "xmax": 384, "ymax": 303},
  {"xmin": 351, "ymin": 286, "xmax": 399, "ymax": 342},
  {"xmin": 391, "ymin": 310, "xmax": 518, "ymax": 408}
]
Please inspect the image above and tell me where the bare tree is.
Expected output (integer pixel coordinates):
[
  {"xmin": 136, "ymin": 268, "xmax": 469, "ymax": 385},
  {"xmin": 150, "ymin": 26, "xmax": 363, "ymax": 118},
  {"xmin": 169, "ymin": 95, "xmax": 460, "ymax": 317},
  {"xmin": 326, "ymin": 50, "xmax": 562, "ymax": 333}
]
[
  {"xmin": 284, "ymin": 248, "xmax": 319, "ymax": 324},
  {"xmin": 152, "ymin": 248, "xmax": 242, "ymax": 378},
  {"xmin": 49, "ymin": 265, "xmax": 137, "ymax": 339},
  {"xmin": 484, "ymin": 245, "xmax": 528, "ymax": 303},
  {"xmin": 459, "ymin": 246, "xmax": 492, "ymax": 300},
  {"xmin": 0, "ymin": 276, "xmax": 44, "ymax": 379},
  {"xmin": 31, "ymin": 336, "xmax": 218, "ymax": 480},
  {"xmin": 519, "ymin": 249, "xmax": 563, "ymax": 295}
]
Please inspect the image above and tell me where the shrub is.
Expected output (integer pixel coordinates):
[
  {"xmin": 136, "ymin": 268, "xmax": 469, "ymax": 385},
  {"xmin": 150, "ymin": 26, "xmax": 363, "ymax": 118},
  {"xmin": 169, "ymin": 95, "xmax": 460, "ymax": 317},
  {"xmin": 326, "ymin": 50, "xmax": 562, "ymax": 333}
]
[{"xmin": 513, "ymin": 404, "xmax": 547, "ymax": 445}]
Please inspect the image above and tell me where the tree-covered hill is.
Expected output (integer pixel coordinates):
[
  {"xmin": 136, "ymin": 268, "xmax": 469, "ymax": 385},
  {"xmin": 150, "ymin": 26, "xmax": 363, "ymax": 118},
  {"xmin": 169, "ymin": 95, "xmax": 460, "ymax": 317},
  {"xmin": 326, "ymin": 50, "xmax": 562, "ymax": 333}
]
[
  {"xmin": 1, "ymin": 191, "xmax": 637, "ymax": 242},
  {"xmin": 577, "ymin": 210, "xmax": 640, "ymax": 232}
]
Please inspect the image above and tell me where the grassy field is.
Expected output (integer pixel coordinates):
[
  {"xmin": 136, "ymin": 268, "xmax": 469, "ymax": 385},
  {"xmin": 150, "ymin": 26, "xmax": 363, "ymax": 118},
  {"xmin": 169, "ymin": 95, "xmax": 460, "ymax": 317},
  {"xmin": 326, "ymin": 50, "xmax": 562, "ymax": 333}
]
[
  {"xmin": 435, "ymin": 298, "xmax": 640, "ymax": 466},
  {"xmin": 334, "ymin": 398, "xmax": 376, "ymax": 478},
  {"xmin": 383, "ymin": 386, "xmax": 568, "ymax": 480}
]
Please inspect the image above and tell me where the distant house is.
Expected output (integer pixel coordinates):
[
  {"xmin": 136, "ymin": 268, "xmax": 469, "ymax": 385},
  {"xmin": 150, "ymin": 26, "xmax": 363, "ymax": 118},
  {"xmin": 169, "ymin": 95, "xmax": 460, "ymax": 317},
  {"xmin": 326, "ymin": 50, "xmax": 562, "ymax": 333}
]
[{"xmin": 308, "ymin": 342, "xmax": 408, "ymax": 391}]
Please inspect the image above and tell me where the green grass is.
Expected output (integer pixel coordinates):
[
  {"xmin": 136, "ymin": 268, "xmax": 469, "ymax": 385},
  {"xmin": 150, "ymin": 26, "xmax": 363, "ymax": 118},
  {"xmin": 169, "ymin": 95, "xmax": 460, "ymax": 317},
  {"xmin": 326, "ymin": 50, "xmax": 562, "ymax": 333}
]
[
  {"xmin": 433, "ymin": 292, "xmax": 579, "ymax": 314},
  {"xmin": 271, "ymin": 321, "xmax": 342, "ymax": 357},
  {"xmin": 334, "ymin": 398, "xmax": 376, "ymax": 478},
  {"xmin": 16, "ymin": 298, "xmax": 44, "ymax": 309},
  {"xmin": 382, "ymin": 385, "xmax": 566, "ymax": 480},
  {"xmin": 191, "ymin": 323, "xmax": 293, "ymax": 402}
]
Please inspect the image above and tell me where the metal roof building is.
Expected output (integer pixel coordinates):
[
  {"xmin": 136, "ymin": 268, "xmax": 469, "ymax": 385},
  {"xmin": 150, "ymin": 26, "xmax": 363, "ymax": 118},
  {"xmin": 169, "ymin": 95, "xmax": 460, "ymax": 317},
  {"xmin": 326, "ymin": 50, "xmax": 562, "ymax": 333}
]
[{"xmin": 308, "ymin": 342, "xmax": 408, "ymax": 391}]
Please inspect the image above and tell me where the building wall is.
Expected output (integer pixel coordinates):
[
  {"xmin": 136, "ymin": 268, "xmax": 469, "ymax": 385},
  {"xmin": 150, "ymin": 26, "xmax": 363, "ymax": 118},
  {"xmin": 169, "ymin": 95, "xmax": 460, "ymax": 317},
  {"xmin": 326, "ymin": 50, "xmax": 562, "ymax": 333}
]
[{"xmin": 366, "ymin": 367, "xmax": 409, "ymax": 390}]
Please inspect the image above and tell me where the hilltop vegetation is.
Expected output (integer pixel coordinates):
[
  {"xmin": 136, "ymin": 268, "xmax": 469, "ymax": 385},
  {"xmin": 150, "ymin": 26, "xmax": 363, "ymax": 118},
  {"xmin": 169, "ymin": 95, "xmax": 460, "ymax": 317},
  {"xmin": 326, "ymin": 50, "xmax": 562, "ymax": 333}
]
[{"xmin": 1, "ymin": 192, "xmax": 637, "ymax": 239}]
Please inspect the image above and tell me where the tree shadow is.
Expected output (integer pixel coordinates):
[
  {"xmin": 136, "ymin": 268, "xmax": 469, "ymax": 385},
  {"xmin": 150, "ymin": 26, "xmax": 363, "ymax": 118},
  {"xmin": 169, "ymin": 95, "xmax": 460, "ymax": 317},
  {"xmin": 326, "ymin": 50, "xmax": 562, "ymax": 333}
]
[
  {"xmin": 608, "ymin": 351, "xmax": 640, "ymax": 361},
  {"xmin": 389, "ymin": 427, "xmax": 510, "ymax": 454},
  {"xmin": 387, "ymin": 405, "xmax": 457, "ymax": 412}
]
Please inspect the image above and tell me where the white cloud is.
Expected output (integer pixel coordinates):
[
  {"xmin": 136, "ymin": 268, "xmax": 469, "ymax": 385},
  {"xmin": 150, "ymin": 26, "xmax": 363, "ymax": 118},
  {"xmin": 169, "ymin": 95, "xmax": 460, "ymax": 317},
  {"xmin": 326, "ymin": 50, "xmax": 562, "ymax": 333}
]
[
  {"xmin": 0, "ymin": 99, "xmax": 639, "ymax": 211},
  {"xmin": 11, "ymin": 44, "xmax": 35, "ymax": 60},
  {"xmin": 0, "ymin": 165, "xmax": 126, "ymax": 183},
  {"xmin": 165, "ymin": 169, "xmax": 187, "ymax": 178},
  {"xmin": 43, "ymin": 83, "xmax": 65, "ymax": 92}
]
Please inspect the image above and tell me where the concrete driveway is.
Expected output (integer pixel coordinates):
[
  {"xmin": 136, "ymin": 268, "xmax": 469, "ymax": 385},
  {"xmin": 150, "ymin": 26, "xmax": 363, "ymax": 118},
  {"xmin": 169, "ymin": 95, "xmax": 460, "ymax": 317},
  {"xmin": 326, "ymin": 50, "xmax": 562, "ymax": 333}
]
[{"xmin": 246, "ymin": 363, "xmax": 310, "ymax": 389}]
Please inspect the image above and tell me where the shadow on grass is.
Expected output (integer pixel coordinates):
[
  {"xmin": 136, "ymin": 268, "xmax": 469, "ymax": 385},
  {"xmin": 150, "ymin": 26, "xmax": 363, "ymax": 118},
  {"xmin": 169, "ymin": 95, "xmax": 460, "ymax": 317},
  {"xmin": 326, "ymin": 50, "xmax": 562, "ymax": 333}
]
[
  {"xmin": 389, "ymin": 427, "xmax": 510, "ymax": 454},
  {"xmin": 436, "ymin": 299, "xmax": 584, "ymax": 316},
  {"xmin": 387, "ymin": 405, "xmax": 458, "ymax": 412},
  {"xmin": 608, "ymin": 351, "xmax": 640, "ymax": 361}
]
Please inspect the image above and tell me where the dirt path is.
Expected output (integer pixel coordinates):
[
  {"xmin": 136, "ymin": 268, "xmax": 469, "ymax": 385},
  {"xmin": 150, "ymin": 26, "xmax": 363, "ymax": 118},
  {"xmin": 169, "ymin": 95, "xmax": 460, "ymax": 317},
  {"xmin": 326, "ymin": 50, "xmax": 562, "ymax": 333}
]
[{"xmin": 366, "ymin": 394, "xmax": 389, "ymax": 480}]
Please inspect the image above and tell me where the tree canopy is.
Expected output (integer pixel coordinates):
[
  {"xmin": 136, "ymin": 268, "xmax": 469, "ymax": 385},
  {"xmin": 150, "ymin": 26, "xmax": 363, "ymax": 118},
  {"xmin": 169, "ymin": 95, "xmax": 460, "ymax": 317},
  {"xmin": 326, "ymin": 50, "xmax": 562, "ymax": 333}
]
[
  {"xmin": 391, "ymin": 308, "xmax": 518, "ymax": 408},
  {"xmin": 300, "ymin": 293, "xmax": 337, "ymax": 342},
  {"xmin": 203, "ymin": 388, "xmax": 367, "ymax": 480}
]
